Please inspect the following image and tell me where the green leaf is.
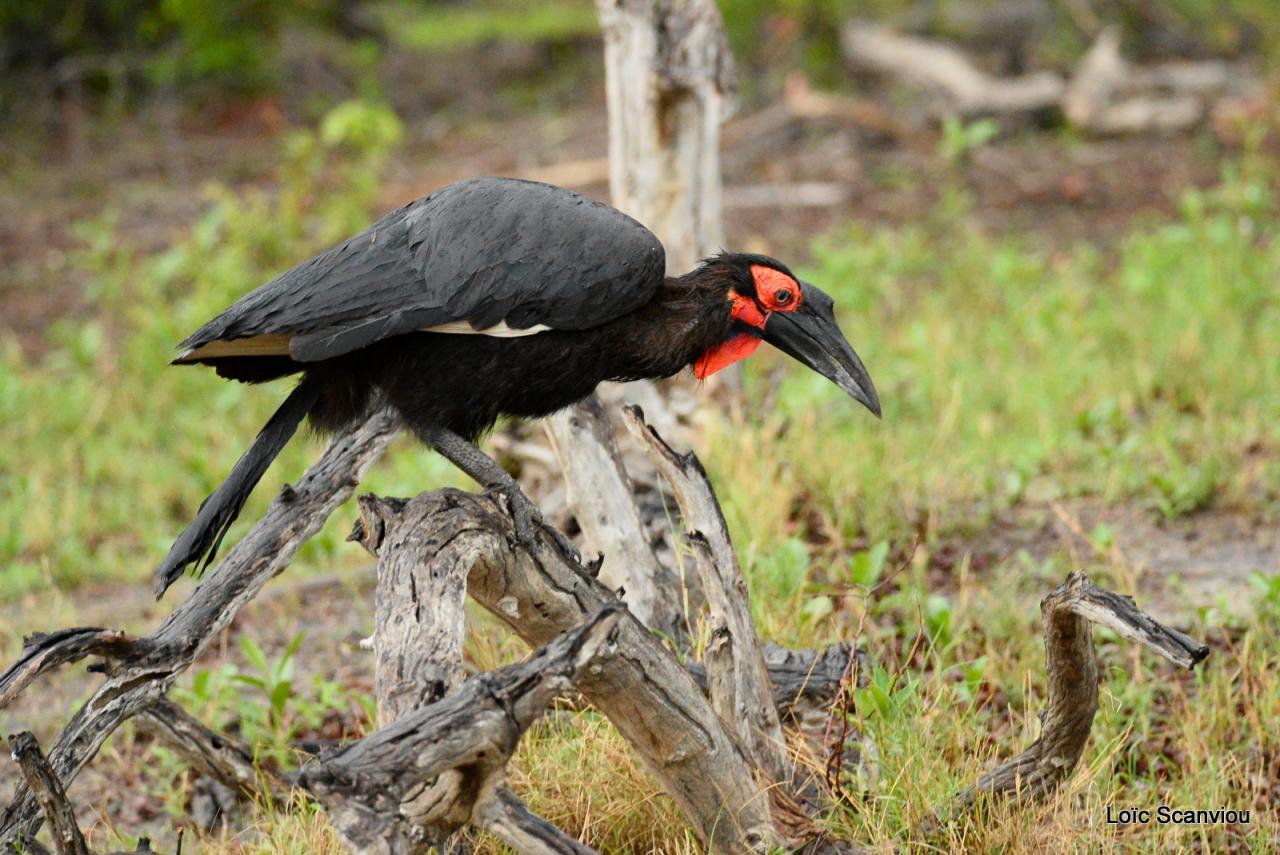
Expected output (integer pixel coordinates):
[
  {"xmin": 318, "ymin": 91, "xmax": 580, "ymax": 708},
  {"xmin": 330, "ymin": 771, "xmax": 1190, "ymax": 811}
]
[
  {"xmin": 239, "ymin": 635, "xmax": 269, "ymax": 675},
  {"xmin": 850, "ymin": 541, "xmax": 890, "ymax": 589},
  {"xmin": 801, "ymin": 595, "xmax": 835, "ymax": 623}
]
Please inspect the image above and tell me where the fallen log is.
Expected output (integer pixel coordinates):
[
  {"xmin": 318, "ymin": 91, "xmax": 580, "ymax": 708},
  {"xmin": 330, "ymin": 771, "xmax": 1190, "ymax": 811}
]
[{"xmin": 840, "ymin": 21, "xmax": 1064, "ymax": 116}]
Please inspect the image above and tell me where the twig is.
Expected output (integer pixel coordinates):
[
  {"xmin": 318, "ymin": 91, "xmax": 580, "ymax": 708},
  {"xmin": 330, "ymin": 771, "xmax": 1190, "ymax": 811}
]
[
  {"xmin": 8, "ymin": 732, "xmax": 89, "ymax": 855},
  {"xmin": 0, "ymin": 630, "xmax": 151, "ymax": 710},
  {"xmin": 622, "ymin": 404, "xmax": 791, "ymax": 785},
  {"xmin": 135, "ymin": 698, "xmax": 291, "ymax": 805}
]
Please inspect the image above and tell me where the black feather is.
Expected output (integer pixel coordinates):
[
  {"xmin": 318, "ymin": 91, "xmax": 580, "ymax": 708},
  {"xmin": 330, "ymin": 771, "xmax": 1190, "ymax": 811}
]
[
  {"xmin": 152, "ymin": 376, "xmax": 322, "ymax": 597},
  {"xmin": 177, "ymin": 177, "xmax": 666, "ymax": 362}
]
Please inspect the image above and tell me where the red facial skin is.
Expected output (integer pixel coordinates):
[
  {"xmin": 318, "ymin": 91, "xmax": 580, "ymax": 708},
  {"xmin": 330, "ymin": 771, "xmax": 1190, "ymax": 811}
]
[{"xmin": 694, "ymin": 265, "xmax": 803, "ymax": 378}]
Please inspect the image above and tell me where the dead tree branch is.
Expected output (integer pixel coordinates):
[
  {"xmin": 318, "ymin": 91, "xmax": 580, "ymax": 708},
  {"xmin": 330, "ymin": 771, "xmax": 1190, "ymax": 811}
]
[
  {"xmin": 298, "ymin": 608, "xmax": 622, "ymax": 854},
  {"xmin": 544, "ymin": 395, "xmax": 688, "ymax": 637},
  {"xmin": 134, "ymin": 698, "xmax": 291, "ymax": 805},
  {"xmin": 841, "ymin": 21, "xmax": 1064, "ymax": 115},
  {"xmin": 348, "ymin": 488, "xmax": 785, "ymax": 852},
  {"xmin": 0, "ymin": 630, "xmax": 151, "ymax": 710},
  {"xmin": 947, "ymin": 571, "xmax": 1209, "ymax": 815},
  {"xmin": 6, "ymin": 732, "xmax": 158, "ymax": 855},
  {"xmin": 622, "ymin": 404, "xmax": 790, "ymax": 784},
  {"xmin": 8, "ymin": 733, "xmax": 89, "ymax": 855},
  {"xmin": 0, "ymin": 411, "xmax": 399, "ymax": 845},
  {"xmin": 683, "ymin": 642, "xmax": 871, "ymax": 723},
  {"xmin": 1062, "ymin": 26, "xmax": 1233, "ymax": 134},
  {"xmin": 840, "ymin": 19, "xmax": 1245, "ymax": 134}
]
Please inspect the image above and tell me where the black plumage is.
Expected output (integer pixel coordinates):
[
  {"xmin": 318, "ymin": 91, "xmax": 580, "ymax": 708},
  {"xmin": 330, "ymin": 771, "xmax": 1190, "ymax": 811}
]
[{"xmin": 155, "ymin": 177, "xmax": 880, "ymax": 595}]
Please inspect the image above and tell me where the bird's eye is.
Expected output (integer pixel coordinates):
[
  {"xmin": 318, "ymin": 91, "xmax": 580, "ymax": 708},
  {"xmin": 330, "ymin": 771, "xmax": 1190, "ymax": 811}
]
[{"xmin": 774, "ymin": 288, "xmax": 792, "ymax": 306}]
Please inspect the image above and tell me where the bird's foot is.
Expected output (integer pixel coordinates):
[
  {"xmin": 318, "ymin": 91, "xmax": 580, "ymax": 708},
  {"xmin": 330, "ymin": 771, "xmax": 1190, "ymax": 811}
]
[{"xmin": 493, "ymin": 485, "xmax": 581, "ymax": 566}]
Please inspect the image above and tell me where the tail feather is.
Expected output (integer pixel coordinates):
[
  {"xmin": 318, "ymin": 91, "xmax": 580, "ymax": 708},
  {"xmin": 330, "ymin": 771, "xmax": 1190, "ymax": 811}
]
[{"xmin": 153, "ymin": 376, "xmax": 322, "ymax": 597}]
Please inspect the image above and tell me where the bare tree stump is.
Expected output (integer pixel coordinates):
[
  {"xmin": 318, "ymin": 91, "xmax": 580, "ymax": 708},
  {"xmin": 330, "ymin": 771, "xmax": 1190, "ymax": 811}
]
[{"xmin": 593, "ymin": 0, "xmax": 735, "ymax": 275}]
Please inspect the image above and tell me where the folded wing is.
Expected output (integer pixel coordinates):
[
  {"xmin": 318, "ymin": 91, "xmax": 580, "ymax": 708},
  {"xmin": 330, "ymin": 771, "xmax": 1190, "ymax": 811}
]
[{"xmin": 175, "ymin": 177, "xmax": 667, "ymax": 364}]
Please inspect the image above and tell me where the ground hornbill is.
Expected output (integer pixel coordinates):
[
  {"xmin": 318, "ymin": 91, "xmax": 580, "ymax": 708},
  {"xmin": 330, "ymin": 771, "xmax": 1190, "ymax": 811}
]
[{"xmin": 154, "ymin": 176, "xmax": 880, "ymax": 596}]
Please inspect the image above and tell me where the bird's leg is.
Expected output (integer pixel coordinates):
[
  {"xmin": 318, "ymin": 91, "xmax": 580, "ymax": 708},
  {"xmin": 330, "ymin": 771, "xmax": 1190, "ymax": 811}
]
[{"xmin": 420, "ymin": 426, "xmax": 580, "ymax": 564}]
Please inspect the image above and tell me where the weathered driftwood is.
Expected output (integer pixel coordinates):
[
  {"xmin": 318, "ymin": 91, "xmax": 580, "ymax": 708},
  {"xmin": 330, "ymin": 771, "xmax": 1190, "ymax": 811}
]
[
  {"xmin": 946, "ymin": 570, "xmax": 1209, "ymax": 816},
  {"xmin": 841, "ymin": 21, "xmax": 1064, "ymax": 116},
  {"xmin": 622, "ymin": 404, "xmax": 790, "ymax": 784},
  {"xmin": 6, "ymin": 732, "xmax": 158, "ymax": 855},
  {"xmin": 1063, "ymin": 27, "xmax": 1210, "ymax": 135},
  {"xmin": 544, "ymin": 394, "xmax": 687, "ymax": 637},
  {"xmin": 298, "ymin": 609, "xmax": 622, "ymax": 855},
  {"xmin": 350, "ymin": 489, "xmax": 786, "ymax": 852},
  {"xmin": 593, "ymin": 0, "xmax": 735, "ymax": 275},
  {"xmin": 0, "ymin": 411, "xmax": 399, "ymax": 844},
  {"xmin": 135, "ymin": 697, "xmax": 290, "ymax": 805}
]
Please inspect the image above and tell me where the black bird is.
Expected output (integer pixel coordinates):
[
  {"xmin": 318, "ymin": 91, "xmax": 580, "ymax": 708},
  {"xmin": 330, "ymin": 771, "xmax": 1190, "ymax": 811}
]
[{"xmin": 155, "ymin": 177, "xmax": 879, "ymax": 596}]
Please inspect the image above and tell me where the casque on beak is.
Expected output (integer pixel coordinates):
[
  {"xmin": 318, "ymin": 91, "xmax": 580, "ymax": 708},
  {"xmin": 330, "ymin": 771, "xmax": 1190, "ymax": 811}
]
[{"xmin": 761, "ymin": 280, "xmax": 881, "ymax": 417}]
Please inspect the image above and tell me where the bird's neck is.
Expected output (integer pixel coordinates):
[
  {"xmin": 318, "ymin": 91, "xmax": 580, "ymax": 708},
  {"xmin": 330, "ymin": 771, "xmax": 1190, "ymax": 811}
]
[{"xmin": 597, "ymin": 274, "xmax": 734, "ymax": 381}]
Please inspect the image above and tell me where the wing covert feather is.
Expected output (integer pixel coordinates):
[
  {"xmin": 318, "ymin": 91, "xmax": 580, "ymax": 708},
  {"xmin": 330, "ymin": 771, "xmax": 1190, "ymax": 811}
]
[{"xmin": 177, "ymin": 177, "xmax": 666, "ymax": 363}]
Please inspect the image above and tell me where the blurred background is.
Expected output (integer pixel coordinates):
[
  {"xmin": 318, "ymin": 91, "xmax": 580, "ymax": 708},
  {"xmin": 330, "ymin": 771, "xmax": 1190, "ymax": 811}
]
[{"xmin": 1, "ymin": 1, "xmax": 1279, "ymax": 852}]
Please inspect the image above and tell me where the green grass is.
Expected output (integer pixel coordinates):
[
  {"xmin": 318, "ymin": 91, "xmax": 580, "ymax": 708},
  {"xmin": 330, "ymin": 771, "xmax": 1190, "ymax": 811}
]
[
  {"xmin": 2, "ymin": 128, "xmax": 1278, "ymax": 852},
  {"xmin": 374, "ymin": 0, "xmax": 599, "ymax": 52},
  {"xmin": 705, "ymin": 170, "xmax": 1280, "ymax": 588}
]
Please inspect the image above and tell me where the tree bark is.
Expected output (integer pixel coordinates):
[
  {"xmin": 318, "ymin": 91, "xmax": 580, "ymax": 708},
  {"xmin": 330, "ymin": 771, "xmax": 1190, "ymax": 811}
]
[
  {"xmin": 544, "ymin": 395, "xmax": 686, "ymax": 637},
  {"xmin": 622, "ymin": 405, "xmax": 791, "ymax": 785}
]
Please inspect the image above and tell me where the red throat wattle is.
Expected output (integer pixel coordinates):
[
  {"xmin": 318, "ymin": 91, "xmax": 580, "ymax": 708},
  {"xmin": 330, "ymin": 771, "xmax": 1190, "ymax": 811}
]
[
  {"xmin": 694, "ymin": 329, "xmax": 762, "ymax": 378},
  {"xmin": 695, "ymin": 265, "xmax": 801, "ymax": 379}
]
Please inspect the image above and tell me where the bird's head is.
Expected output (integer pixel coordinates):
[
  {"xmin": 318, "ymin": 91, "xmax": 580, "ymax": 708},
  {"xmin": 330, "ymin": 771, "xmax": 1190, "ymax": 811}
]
[{"xmin": 691, "ymin": 252, "xmax": 880, "ymax": 418}]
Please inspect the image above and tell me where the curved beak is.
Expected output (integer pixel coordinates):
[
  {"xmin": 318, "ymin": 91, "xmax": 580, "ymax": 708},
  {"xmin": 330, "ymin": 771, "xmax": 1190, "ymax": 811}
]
[{"xmin": 761, "ymin": 281, "xmax": 881, "ymax": 417}]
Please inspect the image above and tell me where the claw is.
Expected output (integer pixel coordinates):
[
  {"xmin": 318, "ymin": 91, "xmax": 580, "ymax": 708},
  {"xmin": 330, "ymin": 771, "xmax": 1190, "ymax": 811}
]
[{"xmin": 493, "ymin": 484, "xmax": 581, "ymax": 566}]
